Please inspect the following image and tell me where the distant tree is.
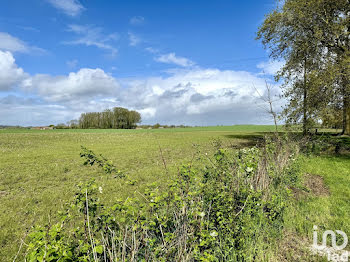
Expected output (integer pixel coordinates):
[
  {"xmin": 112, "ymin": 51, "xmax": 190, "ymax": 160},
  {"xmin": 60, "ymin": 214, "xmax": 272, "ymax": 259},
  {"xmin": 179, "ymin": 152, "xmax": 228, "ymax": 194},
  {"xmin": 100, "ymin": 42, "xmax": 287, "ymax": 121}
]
[
  {"xmin": 56, "ymin": 123, "xmax": 67, "ymax": 129},
  {"xmin": 112, "ymin": 107, "xmax": 127, "ymax": 128},
  {"xmin": 102, "ymin": 109, "xmax": 113, "ymax": 129},
  {"xmin": 67, "ymin": 119, "xmax": 79, "ymax": 129},
  {"xmin": 127, "ymin": 110, "xmax": 141, "ymax": 129},
  {"xmin": 153, "ymin": 123, "xmax": 161, "ymax": 129},
  {"xmin": 78, "ymin": 107, "xmax": 141, "ymax": 129}
]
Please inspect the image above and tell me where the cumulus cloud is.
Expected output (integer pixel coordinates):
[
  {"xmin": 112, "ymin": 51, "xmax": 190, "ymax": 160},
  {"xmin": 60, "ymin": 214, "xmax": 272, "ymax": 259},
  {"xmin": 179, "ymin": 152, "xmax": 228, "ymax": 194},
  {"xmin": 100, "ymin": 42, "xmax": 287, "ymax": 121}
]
[
  {"xmin": 0, "ymin": 95, "xmax": 74, "ymax": 126},
  {"xmin": 0, "ymin": 51, "xmax": 28, "ymax": 91},
  {"xmin": 0, "ymin": 52, "xmax": 282, "ymax": 126},
  {"xmin": 65, "ymin": 25, "xmax": 118, "ymax": 56},
  {"xmin": 23, "ymin": 68, "xmax": 120, "ymax": 102},
  {"xmin": 155, "ymin": 53, "xmax": 195, "ymax": 67},
  {"xmin": 46, "ymin": 0, "xmax": 85, "ymax": 17},
  {"xmin": 257, "ymin": 60, "xmax": 284, "ymax": 75},
  {"xmin": 130, "ymin": 16, "xmax": 145, "ymax": 26},
  {"xmin": 117, "ymin": 68, "xmax": 282, "ymax": 125},
  {"xmin": 0, "ymin": 51, "xmax": 121, "ymax": 125}
]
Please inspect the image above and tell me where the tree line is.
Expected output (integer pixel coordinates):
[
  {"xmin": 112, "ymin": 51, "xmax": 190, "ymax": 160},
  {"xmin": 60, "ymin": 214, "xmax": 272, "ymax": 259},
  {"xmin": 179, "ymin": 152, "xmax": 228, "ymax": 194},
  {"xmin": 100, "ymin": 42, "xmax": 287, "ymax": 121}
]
[
  {"xmin": 257, "ymin": 0, "xmax": 350, "ymax": 135},
  {"xmin": 78, "ymin": 107, "xmax": 141, "ymax": 129}
]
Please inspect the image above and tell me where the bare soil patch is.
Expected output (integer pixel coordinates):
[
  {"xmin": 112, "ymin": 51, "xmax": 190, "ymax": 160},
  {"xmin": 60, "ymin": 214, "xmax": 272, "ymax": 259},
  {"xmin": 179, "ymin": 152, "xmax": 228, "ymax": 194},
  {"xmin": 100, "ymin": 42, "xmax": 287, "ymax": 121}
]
[
  {"xmin": 0, "ymin": 191, "xmax": 8, "ymax": 197},
  {"xmin": 304, "ymin": 173, "xmax": 330, "ymax": 196},
  {"xmin": 291, "ymin": 173, "xmax": 330, "ymax": 200},
  {"xmin": 276, "ymin": 231, "xmax": 324, "ymax": 261}
]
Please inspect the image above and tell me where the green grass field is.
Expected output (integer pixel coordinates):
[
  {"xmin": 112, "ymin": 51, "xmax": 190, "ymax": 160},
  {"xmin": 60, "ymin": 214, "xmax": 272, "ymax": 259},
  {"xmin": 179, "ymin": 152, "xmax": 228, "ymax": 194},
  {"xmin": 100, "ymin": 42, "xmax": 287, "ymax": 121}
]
[
  {"xmin": 0, "ymin": 125, "xmax": 276, "ymax": 260},
  {"xmin": 284, "ymin": 155, "xmax": 350, "ymax": 254},
  {"xmin": 0, "ymin": 125, "xmax": 349, "ymax": 261}
]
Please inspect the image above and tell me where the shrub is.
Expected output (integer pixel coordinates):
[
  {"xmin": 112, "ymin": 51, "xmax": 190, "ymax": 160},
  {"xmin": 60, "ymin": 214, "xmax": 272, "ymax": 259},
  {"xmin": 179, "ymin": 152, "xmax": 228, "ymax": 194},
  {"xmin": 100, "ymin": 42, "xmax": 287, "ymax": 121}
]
[
  {"xmin": 80, "ymin": 146, "xmax": 124, "ymax": 177},
  {"xmin": 300, "ymin": 134, "xmax": 350, "ymax": 155}
]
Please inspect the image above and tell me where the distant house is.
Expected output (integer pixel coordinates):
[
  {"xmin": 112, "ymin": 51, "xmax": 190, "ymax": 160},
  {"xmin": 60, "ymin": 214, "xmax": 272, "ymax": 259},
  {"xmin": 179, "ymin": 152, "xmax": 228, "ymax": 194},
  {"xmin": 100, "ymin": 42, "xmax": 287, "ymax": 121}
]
[{"xmin": 31, "ymin": 126, "xmax": 53, "ymax": 130}]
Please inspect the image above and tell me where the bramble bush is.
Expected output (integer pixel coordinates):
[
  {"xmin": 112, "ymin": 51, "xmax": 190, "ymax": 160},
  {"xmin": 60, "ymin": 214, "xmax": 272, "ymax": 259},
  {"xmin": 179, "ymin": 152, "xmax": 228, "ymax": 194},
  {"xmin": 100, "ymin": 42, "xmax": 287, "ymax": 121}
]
[
  {"xmin": 25, "ymin": 137, "xmax": 302, "ymax": 261},
  {"xmin": 80, "ymin": 146, "xmax": 124, "ymax": 177}
]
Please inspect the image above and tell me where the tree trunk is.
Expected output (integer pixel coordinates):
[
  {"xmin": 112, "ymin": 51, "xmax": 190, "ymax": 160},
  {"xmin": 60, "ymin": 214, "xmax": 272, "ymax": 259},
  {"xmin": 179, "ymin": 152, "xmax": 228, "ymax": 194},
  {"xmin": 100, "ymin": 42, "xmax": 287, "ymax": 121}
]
[
  {"xmin": 346, "ymin": 105, "xmax": 350, "ymax": 135},
  {"xmin": 341, "ymin": 72, "xmax": 350, "ymax": 135},
  {"xmin": 303, "ymin": 58, "xmax": 308, "ymax": 136}
]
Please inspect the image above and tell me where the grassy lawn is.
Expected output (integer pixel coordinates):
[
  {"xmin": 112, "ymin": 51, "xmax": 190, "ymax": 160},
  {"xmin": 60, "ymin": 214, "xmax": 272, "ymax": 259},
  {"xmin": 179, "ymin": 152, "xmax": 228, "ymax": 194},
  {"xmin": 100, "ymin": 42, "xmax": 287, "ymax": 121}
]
[
  {"xmin": 283, "ymin": 154, "xmax": 350, "ymax": 260},
  {"xmin": 0, "ymin": 125, "xmax": 275, "ymax": 260},
  {"xmin": 289, "ymin": 154, "xmax": 350, "ymax": 234}
]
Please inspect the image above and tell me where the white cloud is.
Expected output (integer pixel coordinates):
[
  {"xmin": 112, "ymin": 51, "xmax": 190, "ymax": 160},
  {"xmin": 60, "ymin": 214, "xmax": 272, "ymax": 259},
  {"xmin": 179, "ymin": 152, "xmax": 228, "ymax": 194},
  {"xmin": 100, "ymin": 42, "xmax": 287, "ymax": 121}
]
[
  {"xmin": 0, "ymin": 51, "xmax": 28, "ymax": 91},
  {"xmin": 138, "ymin": 107, "xmax": 156, "ymax": 119},
  {"xmin": 0, "ymin": 32, "xmax": 45, "ymax": 54},
  {"xmin": 47, "ymin": 0, "xmax": 85, "ymax": 17},
  {"xmin": 0, "ymin": 53, "xmax": 283, "ymax": 126},
  {"xmin": 0, "ymin": 95, "xmax": 75, "ymax": 126},
  {"xmin": 130, "ymin": 16, "xmax": 145, "ymax": 26},
  {"xmin": 65, "ymin": 25, "xmax": 118, "ymax": 56},
  {"xmin": 128, "ymin": 32, "xmax": 141, "ymax": 46},
  {"xmin": 145, "ymin": 47, "xmax": 159, "ymax": 54},
  {"xmin": 0, "ymin": 32, "xmax": 29, "ymax": 53},
  {"xmin": 66, "ymin": 59, "xmax": 78, "ymax": 69},
  {"xmin": 257, "ymin": 60, "xmax": 284, "ymax": 75},
  {"xmin": 155, "ymin": 53, "xmax": 195, "ymax": 67},
  {"xmin": 117, "ymin": 68, "xmax": 282, "ymax": 125},
  {"xmin": 24, "ymin": 68, "xmax": 120, "ymax": 102}
]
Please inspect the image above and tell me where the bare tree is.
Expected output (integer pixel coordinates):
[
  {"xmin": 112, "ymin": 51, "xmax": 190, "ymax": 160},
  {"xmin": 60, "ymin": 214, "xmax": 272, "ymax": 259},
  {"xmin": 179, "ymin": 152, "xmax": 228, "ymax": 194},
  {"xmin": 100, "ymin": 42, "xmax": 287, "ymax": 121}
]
[{"xmin": 253, "ymin": 78, "xmax": 280, "ymax": 134}]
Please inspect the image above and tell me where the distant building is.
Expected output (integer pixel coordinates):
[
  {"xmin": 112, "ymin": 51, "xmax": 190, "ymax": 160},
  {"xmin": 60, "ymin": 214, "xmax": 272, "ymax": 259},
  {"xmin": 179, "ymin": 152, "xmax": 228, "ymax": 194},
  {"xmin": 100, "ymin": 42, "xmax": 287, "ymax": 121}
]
[{"xmin": 31, "ymin": 126, "xmax": 53, "ymax": 130}]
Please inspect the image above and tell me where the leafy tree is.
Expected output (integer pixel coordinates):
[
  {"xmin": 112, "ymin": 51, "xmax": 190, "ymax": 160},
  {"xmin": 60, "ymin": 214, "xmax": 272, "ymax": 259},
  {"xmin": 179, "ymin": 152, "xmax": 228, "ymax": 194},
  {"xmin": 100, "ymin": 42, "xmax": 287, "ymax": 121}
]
[
  {"xmin": 316, "ymin": 0, "xmax": 350, "ymax": 134},
  {"xmin": 153, "ymin": 123, "xmax": 161, "ymax": 129},
  {"xmin": 67, "ymin": 119, "xmax": 79, "ymax": 129},
  {"xmin": 127, "ymin": 110, "xmax": 142, "ymax": 129},
  {"xmin": 320, "ymin": 106, "xmax": 343, "ymax": 129},
  {"xmin": 257, "ymin": 0, "xmax": 350, "ymax": 135},
  {"xmin": 56, "ymin": 123, "xmax": 68, "ymax": 129},
  {"xmin": 257, "ymin": 0, "xmax": 325, "ymax": 135},
  {"xmin": 78, "ymin": 107, "xmax": 141, "ymax": 129}
]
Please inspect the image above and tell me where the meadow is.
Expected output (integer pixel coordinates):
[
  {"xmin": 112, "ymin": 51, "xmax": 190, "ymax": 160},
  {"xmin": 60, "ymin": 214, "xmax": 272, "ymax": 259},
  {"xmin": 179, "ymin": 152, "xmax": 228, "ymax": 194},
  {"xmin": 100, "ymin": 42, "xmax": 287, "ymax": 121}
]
[
  {"xmin": 0, "ymin": 125, "xmax": 274, "ymax": 260},
  {"xmin": 0, "ymin": 125, "xmax": 349, "ymax": 261}
]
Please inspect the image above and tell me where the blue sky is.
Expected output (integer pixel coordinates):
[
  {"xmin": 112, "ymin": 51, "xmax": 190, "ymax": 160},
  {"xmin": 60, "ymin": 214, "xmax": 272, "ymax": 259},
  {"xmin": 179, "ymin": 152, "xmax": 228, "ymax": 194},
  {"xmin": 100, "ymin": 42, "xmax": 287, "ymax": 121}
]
[{"xmin": 0, "ymin": 0, "xmax": 283, "ymax": 126}]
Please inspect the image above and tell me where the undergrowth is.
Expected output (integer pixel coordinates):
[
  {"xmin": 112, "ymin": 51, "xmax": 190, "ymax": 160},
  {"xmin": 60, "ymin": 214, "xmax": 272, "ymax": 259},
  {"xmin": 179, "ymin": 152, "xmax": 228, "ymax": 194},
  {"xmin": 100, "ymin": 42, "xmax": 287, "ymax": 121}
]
[
  {"xmin": 24, "ymin": 136, "xmax": 302, "ymax": 261},
  {"xmin": 80, "ymin": 146, "xmax": 124, "ymax": 178}
]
